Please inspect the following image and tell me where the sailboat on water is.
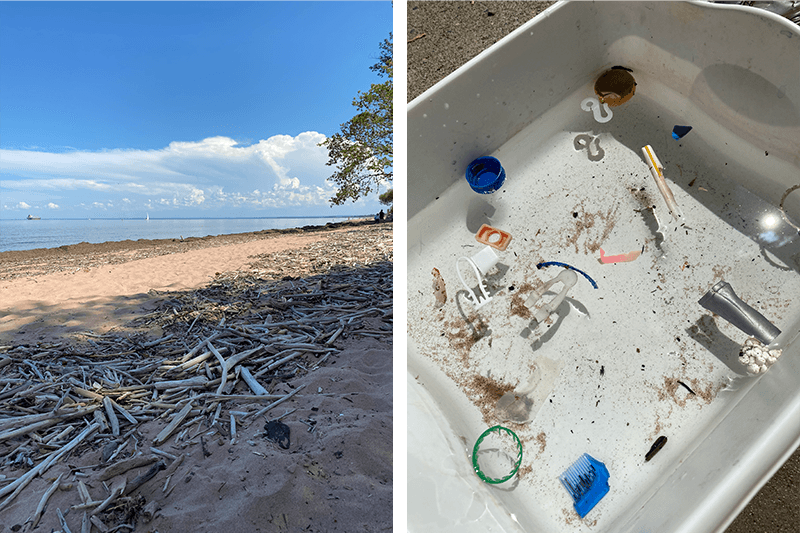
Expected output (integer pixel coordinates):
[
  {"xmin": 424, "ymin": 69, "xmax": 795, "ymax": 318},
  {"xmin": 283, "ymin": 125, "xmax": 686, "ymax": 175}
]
[{"xmin": 146, "ymin": 213, "xmax": 149, "ymax": 221}]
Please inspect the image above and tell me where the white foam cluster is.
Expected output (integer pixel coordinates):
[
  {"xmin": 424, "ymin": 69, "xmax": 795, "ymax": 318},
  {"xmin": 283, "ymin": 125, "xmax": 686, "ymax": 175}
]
[{"xmin": 739, "ymin": 337, "xmax": 782, "ymax": 374}]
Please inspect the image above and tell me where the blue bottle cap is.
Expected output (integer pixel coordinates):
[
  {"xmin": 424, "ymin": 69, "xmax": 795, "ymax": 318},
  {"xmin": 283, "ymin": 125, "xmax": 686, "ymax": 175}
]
[{"xmin": 466, "ymin": 156, "xmax": 505, "ymax": 194}]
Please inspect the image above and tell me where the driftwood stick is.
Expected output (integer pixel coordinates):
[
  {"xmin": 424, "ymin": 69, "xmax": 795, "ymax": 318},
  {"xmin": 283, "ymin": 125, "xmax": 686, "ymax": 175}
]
[
  {"xmin": 153, "ymin": 401, "xmax": 194, "ymax": 446},
  {"xmin": 58, "ymin": 507, "xmax": 74, "ymax": 533},
  {"xmin": 0, "ymin": 423, "xmax": 99, "ymax": 509},
  {"xmin": 30, "ymin": 472, "xmax": 63, "ymax": 528},
  {"xmin": 163, "ymin": 452, "xmax": 185, "ymax": 476},
  {"xmin": 103, "ymin": 396, "xmax": 120, "ymax": 437},
  {"xmin": 142, "ymin": 334, "xmax": 174, "ymax": 348},
  {"xmin": 249, "ymin": 385, "xmax": 306, "ymax": 419},
  {"xmin": 154, "ymin": 376, "xmax": 209, "ymax": 391},
  {"xmin": 91, "ymin": 480, "xmax": 126, "ymax": 516},
  {"xmin": 90, "ymin": 515, "xmax": 110, "ymax": 532},
  {"xmin": 0, "ymin": 419, "xmax": 58, "ymax": 443},
  {"xmin": 77, "ymin": 480, "xmax": 92, "ymax": 504},
  {"xmin": 72, "ymin": 386, "xmax": 104, "ymax": 400},
  {"xmin": 81, "ymin": 511, "xmax": 90, "ymax": 533},
  {"xmin": 149, "ymin": 447, "xmax": 177, "ymax": 462},
  {"xmin": 209, "ymin": 343, "xmax": 228, "ymax": 395},
  {"xmin": 111, "ymin": 398, "xmax": 138, "ymax": 425},
  {"xmin": 124, "ymin": 460, "xmax": 166, "ymax": 495},
  {"xmin": 239, "ymin": 366, "xmax": 268, "ymax": 396},
  {"xmin": 0, "ymin": 405, "xmax": 99, "ymax": 432},
  {"xmin": 98, "ymin": 455, "xmax": 159, "ymax": 482},
  {"xmin": 224, "ymin": 345, "xmax": 265, "ymax": 372},
  {"xmin": 179, "ymin": 333, "xmax": 220, "ymax": 363}
]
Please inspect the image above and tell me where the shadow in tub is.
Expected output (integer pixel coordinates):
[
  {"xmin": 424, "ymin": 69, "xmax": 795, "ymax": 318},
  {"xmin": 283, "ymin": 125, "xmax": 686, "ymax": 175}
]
[
  {"xmin": 521, "ymin": 297, "xmax": 590, "ymax": 353},
  {"xmin": 686, "ymin": 314, "xmax": 749, "ymax": 375},
  {"xmin": 567, "ymin": 93, "xmax": 800, "ymax": 274}
]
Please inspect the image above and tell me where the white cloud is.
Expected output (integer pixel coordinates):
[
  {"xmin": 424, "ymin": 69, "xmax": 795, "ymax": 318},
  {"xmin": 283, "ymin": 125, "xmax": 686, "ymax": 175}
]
[
  {"xmin": 0, "ymin": 132, "xmax": 355, "ymax": 214},
  {"xmin": 16, "ymin": 201, "xmax": 31, "ymax": 209},
  {"xmin": 47, "ymin": 202, "xmax": 59, "ymax": 209}
]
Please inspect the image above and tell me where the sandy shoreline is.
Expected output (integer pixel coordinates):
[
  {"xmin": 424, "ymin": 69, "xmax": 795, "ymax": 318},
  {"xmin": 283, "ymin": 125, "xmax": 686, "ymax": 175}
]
[
  {"xmin": 0, "ymin": 221, "xmax": 392, "ymax": 532},
  {"xmin": 0, "ymin": 218, "xmax": 378, "ymax": 281},
  {"xmin": 0, "ymin": 221, "xmax": 392, "ymax": 345}
]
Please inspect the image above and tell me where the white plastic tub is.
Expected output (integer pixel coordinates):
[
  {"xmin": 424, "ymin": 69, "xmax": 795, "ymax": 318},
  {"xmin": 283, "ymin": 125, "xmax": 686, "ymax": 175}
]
[{"xmin": 407, "ymin": 2, "xmax": 800, "ymax": 532}]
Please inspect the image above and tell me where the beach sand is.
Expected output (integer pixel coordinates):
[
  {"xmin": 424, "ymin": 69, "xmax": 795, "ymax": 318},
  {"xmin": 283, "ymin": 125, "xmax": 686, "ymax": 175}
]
[{"xmin": 0, "ymin": 221, "xmax": 392, "ymax": 533}]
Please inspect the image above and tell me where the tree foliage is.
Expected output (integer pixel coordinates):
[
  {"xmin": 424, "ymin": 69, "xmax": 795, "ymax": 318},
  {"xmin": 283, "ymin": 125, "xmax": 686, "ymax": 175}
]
[
  {"xmin": 321, "ymin": 34, "xmax": 392, "ymax": 205},
  {"xmin": 378, "ymin": 188, "xmax": 393, "ymax": 206}
]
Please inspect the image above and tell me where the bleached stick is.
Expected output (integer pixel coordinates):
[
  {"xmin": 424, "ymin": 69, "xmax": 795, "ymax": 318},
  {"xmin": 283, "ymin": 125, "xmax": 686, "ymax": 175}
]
[
  {"xmin": 153, "ymin": 401, "xmax": 194, "ymax": 446},
  {"xmin": 239, "ymin": 366, "xmax": 268, "ymax": 396},
  {"xmin": 103, "ymin": 396, "xmax": 120, "ymax": 436},
  {"xmin": 30, "ymin": 473, "xmax": 63, "ymax": 528},
  {"xmin": 0, "ymin": 423, "xmax": 99, "ymax": 509}
]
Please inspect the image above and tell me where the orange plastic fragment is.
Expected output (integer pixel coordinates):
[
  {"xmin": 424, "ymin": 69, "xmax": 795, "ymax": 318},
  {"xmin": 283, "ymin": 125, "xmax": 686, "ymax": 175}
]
[{"xmin": 475, "ymin": 224, "xmax": 512, "ymax": 251}]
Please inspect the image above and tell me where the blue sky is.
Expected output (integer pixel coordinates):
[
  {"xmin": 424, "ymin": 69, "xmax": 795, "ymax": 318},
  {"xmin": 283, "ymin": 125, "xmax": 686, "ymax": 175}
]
[{"xmin": 0, "ymin": 1, "xmax": 392, "ymax": 219}]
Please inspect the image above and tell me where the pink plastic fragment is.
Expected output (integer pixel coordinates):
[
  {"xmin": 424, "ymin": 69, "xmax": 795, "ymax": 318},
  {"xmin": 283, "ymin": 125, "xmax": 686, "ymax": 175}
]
[{"xmin": 599, "ymin": 248, "xmax": 642, "ymax": 264}]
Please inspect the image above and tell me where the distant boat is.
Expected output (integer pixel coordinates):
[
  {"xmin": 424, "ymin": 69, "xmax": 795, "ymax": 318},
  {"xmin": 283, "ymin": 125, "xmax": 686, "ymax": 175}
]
[
  {"xmin": 146, "ymin": 213, "xmax": 149, "ymax": 221},
  {"xmin": 26, "ymin": 214, "xmax": 40, "ymax": 220}
]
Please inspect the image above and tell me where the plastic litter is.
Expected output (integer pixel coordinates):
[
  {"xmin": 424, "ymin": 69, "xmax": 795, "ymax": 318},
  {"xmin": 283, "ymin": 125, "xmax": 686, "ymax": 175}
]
[
  {"xmin": 456, "ymin": 245, "xmax": 500, "ymax": 309},
  {"xmin": 645, "ymin": 436, "xmax": 668, "ymax": 462},
  {"xmin": 559, "ymin": 453, "xmax": 610, "ymax": 518},
  {"xmin": 537, "ymin": 261, "xmax": 598, "ymax": 289},
  {"xmin": 739, "ymin": 337, "xmax": 783, "ymax": 375},
  {"xmin": 642, "ymin": 145, "xmax": 683, "ymax": 221},
  {"xmin": 475, "ymin": 223, "xmax": 512, "ymax": 251},
  {"xmin": 581, "ymin": 97, "xmax": 613, "ymax": 123},
  {"xmin": 465, "ymin": 156, "xmax": 506, "ymax": 194},
  {"xmin": 495, "ymin": 356, "xmax": 563, "ymax": 423},
  {"xmin": 574, "ymin": 134, "xmax": 605, "ymax": 161},
  {"xmin": 472, "ymin": 425, "xmax": 523, "ymax": 484},
  {"xmin": 524, "ymin": 268, "xmax": 578, "ymax": 324},
  {"xmin": 672, "ymin": 125, "xmax": 692, "ymax": 140},
  {"xmin": 698, "ymin": 280, "xmax": 781, "ymax": 345},
  {"xmin": 599, "ymin": 247, "xmax": 642, "ymax": 264},
  {"xmin": 264, "ymin": 419, "xmax": 291, "ymax": 449}
]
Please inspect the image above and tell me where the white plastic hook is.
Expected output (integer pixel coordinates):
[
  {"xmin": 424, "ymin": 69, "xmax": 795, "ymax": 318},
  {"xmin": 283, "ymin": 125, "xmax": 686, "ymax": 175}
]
[
  {"xmin": 456, "ymin": 246, "xmax": 500, "ymax": 309},
  {"xmin": 525, "ymin": 269, "xmax": 578, "ymax": 323},
  {"xmin": 581, "ymin": 97, "xmax": 613, "ymax": 123}
]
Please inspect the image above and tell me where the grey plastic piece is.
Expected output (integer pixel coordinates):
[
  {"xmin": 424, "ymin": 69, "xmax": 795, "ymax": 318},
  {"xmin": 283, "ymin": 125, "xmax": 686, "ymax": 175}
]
[{"xmin": 698, "ymin": 281, "xmax": 781, "ymax": 345}]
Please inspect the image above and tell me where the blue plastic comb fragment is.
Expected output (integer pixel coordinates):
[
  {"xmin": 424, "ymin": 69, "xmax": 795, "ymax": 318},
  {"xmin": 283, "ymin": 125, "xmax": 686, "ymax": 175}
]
[
  {"xmin": 559, "ymin": 453, "xmax": 610, "ymax": 518},
  {"xmin": 672, "ymin": 125, "xmax": 692, "ymax": 140}
]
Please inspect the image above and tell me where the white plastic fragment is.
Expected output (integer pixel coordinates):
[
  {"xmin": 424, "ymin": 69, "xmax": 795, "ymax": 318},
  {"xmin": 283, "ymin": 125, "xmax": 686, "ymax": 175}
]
[
  {"xmin": 525, "ymin": 269, "xmax": 578, "ymax": 324},
  {"xmin": 456, "ymin": 245, "xmax": 500, "ymax": 309},
  {"xmin": 739, "ymin": 337, "xmax": 782, "ymax": 374},
  {"xmin": 581, "ymin": 96, "xmax": 613, "ymax": 123}
]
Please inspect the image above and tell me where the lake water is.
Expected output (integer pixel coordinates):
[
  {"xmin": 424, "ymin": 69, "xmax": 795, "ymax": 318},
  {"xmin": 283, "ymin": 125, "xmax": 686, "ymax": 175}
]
[{"xmin": 0, "ymin": 216, "xmax": 366, "ymax": 252}]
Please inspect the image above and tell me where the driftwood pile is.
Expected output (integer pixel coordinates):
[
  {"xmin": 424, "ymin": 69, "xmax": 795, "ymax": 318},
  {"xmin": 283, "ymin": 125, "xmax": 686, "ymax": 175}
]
[{"xmin": 0, "ymin": 225, "xmax": 392, "ymax": 532}]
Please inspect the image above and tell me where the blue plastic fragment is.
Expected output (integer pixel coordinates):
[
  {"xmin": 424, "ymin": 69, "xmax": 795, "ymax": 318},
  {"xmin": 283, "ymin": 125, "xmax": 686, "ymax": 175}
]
[
  {"xmin": 536, "ymin": 261, "xmax": 598, "ymax": 289},
  {"xmin": 672, "ymin": 125, "xmax": 692, "ymax": 140},
  {"xmin": 465, "ymin": 156, "xmax": 505, "ymax": 194},
  {"xmin": 559, "ymin": 453, "xmax": 610, "ymax": 518}
]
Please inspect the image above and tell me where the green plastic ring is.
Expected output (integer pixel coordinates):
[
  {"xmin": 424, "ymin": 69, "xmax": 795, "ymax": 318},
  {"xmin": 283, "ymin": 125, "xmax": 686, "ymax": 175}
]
[{"xmin": 472, "ymin": 425, "xmax": 523, "ymax": 484}]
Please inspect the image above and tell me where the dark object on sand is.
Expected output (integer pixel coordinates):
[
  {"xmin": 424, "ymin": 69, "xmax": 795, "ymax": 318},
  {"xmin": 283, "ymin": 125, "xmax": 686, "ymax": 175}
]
[{"xmin": 265, "ymin": 420, "xmax": 291, "ymax": 449}]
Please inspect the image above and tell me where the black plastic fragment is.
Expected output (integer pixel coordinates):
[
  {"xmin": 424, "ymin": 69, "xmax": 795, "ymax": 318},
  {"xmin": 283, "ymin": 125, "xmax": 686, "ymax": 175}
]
[
  {"xmin": 265, "ymin": 419, "xmax": 291, "ymax": 449},
  {"xmin": 645, "ymin": 436, "xmax": 668, "ymax": 462}
]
